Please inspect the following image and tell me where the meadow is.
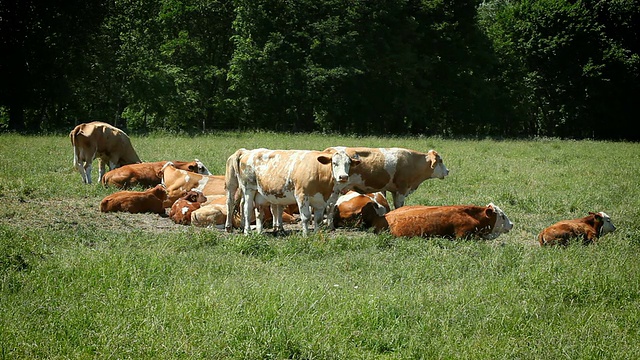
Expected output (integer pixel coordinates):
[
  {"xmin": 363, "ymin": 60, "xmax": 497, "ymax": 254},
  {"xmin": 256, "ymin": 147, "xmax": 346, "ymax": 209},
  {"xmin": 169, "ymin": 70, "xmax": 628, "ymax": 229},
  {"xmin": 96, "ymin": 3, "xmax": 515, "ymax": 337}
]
[{"xmin": 1, "ymin": 132, "xmax": 639, "ymax": 359}]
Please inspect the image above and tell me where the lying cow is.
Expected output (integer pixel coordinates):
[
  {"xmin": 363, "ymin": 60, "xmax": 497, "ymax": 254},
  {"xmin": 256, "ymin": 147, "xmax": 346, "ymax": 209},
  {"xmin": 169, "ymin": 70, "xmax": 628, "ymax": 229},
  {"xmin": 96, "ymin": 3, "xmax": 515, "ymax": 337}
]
[
  {"xmin": 99, "ymin": 184, "xmax": 167, "ymax": 214},
  {"xmin": 538, "ymin": 212, "xmax": 616, "ymax": 246},
  {"xmin": 361, "ymin": 203, "xmax": 513, "ymax": 240},
  {"xmin": 192, "ymin": 197, "xmax": 298, "ymax": 229},
  {"xmin": 102, "ymin": 159, "xmax": 211, "ymax": 189},
  {"xmin": 225, "ymin": 148, "xmax": 360, "ymax": 235},
  {"xmin": 323, "ymin": 146, "xmax": 449, "ymax": 228},
  {"xmin": 159, "ymin": 161, "xmax": 226, "ymax": 208},
  {"xmin": 169, "ymin": 190, "xmax": 208, "ymax": 225},
  {"xmin": 333, "ymin": 191, "xmax": 390, "ymax": 228},
  {"xmin": 70, "ymin": 121, "xmax": 141, "ymax": 184}
]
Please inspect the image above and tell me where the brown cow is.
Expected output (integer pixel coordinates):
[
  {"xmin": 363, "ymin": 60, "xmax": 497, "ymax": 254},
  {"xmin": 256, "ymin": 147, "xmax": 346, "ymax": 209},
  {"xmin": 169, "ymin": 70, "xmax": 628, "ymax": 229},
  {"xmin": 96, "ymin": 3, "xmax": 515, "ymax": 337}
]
[
  {"xmin": 538, "ymin": 212, "xmax": 616, "ymax": 246},
  {"xmin": 323, "ymin": 146, "xmax": 449, "ymax": 229},
  {"xmin": 362, "ymin": 203, "xmax": 513, "ymax": 240},
  {"xmin": 102, "ymin": 159, "xmax": 211, "ymax": 189},
  {"xmin": 225, "ymin": 148, "xmax": 360, "ymax": 235},
  {"xmin": 99, "ymin": 184, "xmax": 167, "ymax": 214},
  {"xmin": 70, "ymin": 121, "xmax": 141, "ymax": 184},
  {"xmin": 159, "ymin": 161, "xmax": 226, "ymax": 208},
  {"xmin": 169, "ymin": 190, "xmax": 208, "ymax": 225},
  {"xmin": 333, "ymin": 191, "xmax": 390, "ymax": 228}
]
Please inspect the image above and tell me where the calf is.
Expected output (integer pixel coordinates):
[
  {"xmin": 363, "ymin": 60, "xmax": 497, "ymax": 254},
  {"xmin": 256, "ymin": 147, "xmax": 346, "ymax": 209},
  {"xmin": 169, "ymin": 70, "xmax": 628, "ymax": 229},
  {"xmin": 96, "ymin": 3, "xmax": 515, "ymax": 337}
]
[
  {"xmin": 538, "ymin": 212, "xmax": 616, "ymax": 246},
  {"xmin": 70, "ymin": 121, "xmax": 141, "ymax": 184},
  {"xmin": 100, "ymin": 184, "xmax": 167, "ymax": 214},
  {"xmin": 225, "ymin": 148, "xmax": 360, "ymax": 235},
  {"xmin": 333, "ymin": 191, "xmax": 390, "ymax": 228},
  {"xmin": 169, "ymin": 190, "xmax": 208, "ymax": 225},
  {"xmin": 159, "ymin": 162, "xmax": 226, "ymax": 208},
  {"xmin": 102, "ymin": 159, "xmax": 211, "ymax": 189},
  {"xmin": 362, "ymin": 203, "xmax": 513, "ymax": 240}
]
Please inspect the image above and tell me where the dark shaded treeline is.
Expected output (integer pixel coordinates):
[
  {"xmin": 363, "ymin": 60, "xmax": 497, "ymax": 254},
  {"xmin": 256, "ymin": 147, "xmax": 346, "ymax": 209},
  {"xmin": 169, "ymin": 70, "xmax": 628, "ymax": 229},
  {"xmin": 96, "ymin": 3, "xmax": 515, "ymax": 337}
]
[{"xmin": 1, "ymin": 0, "xmax": 638, "ymax": 140}]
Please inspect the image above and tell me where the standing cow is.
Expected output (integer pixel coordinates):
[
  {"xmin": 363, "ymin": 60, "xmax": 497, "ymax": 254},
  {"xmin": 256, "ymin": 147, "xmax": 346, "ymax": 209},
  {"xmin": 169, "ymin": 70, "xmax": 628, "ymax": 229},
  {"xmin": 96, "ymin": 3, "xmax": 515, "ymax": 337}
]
[
  {"xmin": 70, "ymin": 121, "xmax": 141, "ymax": 184},
  {"xmin": 225, "ymin": 148, "xmax": 360, "ymax": 235},
  {"xmin": 323, "ymin": 146, "xmax": 449, "ymax": 228}
]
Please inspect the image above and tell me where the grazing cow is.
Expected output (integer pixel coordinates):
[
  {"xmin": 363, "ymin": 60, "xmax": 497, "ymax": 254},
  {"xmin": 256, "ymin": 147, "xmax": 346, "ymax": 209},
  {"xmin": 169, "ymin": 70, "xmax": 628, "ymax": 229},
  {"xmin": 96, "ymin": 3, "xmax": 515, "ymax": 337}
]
[
  {"xmin": 362, "ymin": 203, "xmax": 513, "ymax": 240},
  {"xmin": 102, "ymin": 159, "xmax": 211, "ymax": 189},
  {"xmin": 99, "ymin": 184, "xmax": 167, "ymax": 214},
  {"xmin": 159, "ymin": 162, "xmax": 226, "ymax": 208},
  {"xmin": 225, "ymin": 148, "xmax": 360, "ymax": 235},
  {"xmin": 323, "ymin": 146, "xmax": 449, "ymax": 228},
  {"xmin": 169, "ymin": 190, "xmax": 208, "ymax": 225},
  {"xmin": 538, "ymin": 212, "xmax": 616, "ymax": 246},
  {"xmin": 70, "ymin": 121, "xmax": 141, "ymax": 184},
  {"xmin": 333, "ymin": 191, "xmax": 390, "ymax": 228}
]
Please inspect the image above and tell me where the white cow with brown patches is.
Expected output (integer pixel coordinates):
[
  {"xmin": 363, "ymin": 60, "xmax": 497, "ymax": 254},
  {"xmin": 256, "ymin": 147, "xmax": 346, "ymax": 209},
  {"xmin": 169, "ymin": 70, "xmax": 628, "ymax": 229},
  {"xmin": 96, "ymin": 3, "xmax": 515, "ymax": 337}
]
[
  {"xmin": 225, "ymin": 148, "xmax": 360, "ymax": 235},
  {"xmin": 70, "ymin": 121, "xmax": 141, "ymax": 184},
  {"xmin": 323, "ymin": 146, "xmax": 449, "ymax": 228}
]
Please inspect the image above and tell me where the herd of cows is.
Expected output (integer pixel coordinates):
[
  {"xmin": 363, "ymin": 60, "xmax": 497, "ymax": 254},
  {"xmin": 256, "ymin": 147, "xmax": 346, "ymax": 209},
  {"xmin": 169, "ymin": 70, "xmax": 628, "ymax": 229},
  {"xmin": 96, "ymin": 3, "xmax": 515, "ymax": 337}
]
[{"xmin": 70, "ymin": 121, "xmax": 617, "ymax": 246}]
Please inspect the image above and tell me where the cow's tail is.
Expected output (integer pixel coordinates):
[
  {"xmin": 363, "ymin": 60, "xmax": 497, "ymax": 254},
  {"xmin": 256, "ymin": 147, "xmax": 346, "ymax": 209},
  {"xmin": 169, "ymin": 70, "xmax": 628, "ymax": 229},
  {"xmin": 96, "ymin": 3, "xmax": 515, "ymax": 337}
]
[
  {"xmin": 224, "ymin": 149, "xmax": 246, "ymax": 231},
  {"xmin": 70, "ymin": 127, "xmax": 83, "ymax": 170}
]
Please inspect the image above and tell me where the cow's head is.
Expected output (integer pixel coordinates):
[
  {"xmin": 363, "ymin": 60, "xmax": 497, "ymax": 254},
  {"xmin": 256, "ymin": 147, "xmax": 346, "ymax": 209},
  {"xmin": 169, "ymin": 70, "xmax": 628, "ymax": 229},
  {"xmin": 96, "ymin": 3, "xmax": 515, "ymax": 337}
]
[
  {"xmin": 189, "ymin": 159, "xmax": 212, "ymax": 175},
  {"xmin": 427, "ymin": 150, "xmax": 449, "ymax": 179},
  {"xmin": 484, "ymin": 203, "xmax": 514, "ymax": 239},
  {"xmin": 593, "ymin": 211, "xmax": 616, "ymax": 236},
  {"xmin": 317, "ymin": 150, "xmax": 360, "ymax": 184},
  {"xmin": 181, "ymin": 190, "xmax": 207, "ymax": 204}
]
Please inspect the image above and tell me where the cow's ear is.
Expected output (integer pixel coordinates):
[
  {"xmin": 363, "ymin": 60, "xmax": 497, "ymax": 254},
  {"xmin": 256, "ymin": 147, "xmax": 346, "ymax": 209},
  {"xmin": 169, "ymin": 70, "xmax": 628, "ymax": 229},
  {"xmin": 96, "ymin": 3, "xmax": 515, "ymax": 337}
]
[
  {"xmin": 351, "ymin": 157, "xmax": 361, "ymax": 166},
  {"xmin": 427, "ymin": 152, "xmax": 437, "ymax": 169},
  {"xmin": 485, "ymin": 206, "xmax": 495, "ymax": 218},
  {"xmin": 593, "ymin": 212, "xmax": 603, "ymax": 222},
  {"xmin": 317, "ymin": 155, "xmax": 332, "ymax": 164},
  {"xmin": 188, "ymin": 164, "xmax": 197, "ymax": 172}
]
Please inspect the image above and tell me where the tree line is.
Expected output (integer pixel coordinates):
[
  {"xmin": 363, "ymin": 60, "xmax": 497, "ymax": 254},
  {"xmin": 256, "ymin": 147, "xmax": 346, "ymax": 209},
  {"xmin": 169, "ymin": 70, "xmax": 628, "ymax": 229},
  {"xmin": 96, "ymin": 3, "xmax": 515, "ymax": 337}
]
[{"xmin": 1, "ymin": 0, "xmax": 638, "ymax": 140}]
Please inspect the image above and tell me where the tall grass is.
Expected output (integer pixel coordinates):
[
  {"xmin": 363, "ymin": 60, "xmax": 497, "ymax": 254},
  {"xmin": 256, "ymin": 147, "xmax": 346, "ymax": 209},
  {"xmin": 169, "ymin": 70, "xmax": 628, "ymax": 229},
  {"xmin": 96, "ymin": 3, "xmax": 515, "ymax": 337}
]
[{"xmin": 1, "ymin": 133, "xmax": 639, "ymax": 359}]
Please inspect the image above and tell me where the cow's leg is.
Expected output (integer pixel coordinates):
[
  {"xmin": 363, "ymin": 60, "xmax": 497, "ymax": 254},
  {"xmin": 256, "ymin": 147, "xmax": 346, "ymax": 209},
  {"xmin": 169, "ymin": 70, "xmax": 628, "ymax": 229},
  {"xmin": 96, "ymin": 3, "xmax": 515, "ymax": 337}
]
[
  {"xmin": 297, "ymin": 196, "xmax": 312, "ymax": 236},
  {"xmin": 225, "ymin": 186, "xmax": 239, "ymax": 233},
  {"xmin": 324, "ymin": 190, "xmax": 342, "ymax": 230},
  {"xmin": 312, "ymin": 205, "xmax": 325, "ymax": 232},
  {"xmin": 242, "ymin": 190, "xmax": 256, "ymax": 234},
  {"xmin": 254, "ymin": 206, "xmax": 265, "ymax": 233},
  {"xmin": 391, "ymin": 192, "xmax": 406, "ymax": 209},
  {"xmin": 84, "ymin": 162, "xmax": 93, "ymax": 184},
  {"xmin": 271, "ymin": 204, "xmax": 285, "ymax": 233}
]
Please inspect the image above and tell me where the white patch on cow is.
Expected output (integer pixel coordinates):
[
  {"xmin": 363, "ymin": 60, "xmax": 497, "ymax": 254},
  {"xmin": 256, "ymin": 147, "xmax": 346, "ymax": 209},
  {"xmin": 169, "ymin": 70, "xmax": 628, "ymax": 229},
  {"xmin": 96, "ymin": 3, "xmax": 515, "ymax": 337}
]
[
  {"xmin": 598, "ymin": 211, "xmax": 616, "ymax": 235},
  {"xmin": 181, "ymin": 207, "xmax": 189, "ymax": 215},
  {"xmin": 184, "ymin": 174, "xmax": 191, "ymax": 183},
  {"xmin": 336, "ymin": 191, "xmax": 361, "ymax": 206},
  {"xmin": 486, "ymin": 203, "xmax": 514, "ymax": 239},
  {"xmin": 194, "ymin": 176, "xmax": 209, "ymax": 192},
  {"xmin": 380, "ymin": 148, "xmax": 398, "ymax": 179}
]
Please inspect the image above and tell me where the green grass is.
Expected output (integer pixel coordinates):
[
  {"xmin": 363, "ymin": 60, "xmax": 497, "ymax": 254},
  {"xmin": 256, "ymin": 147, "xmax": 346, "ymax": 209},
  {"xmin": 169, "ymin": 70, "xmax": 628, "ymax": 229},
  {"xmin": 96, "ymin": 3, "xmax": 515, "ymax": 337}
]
[{"xmin": 1, "ymin": 133, "xmax": 640, "ymax": 359}]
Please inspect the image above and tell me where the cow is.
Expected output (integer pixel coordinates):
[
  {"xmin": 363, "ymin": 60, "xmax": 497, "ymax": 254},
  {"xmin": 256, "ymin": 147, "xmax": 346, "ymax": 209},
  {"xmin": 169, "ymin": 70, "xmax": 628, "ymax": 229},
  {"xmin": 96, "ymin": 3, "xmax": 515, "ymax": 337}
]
[
  {"xmin": 102, "ymin": 159, "xmax": 211, "ymax": 189},
  {"xmin": 333, "ymin": 191, "xmax": 390, "ymax": 228},
  {"xmin": 323, "ymin": 146, "xmax": 449, "ymax": 229},
  {"xmin": 159, "ymin": 162, "xmax": 226, "ymax": 208},
  {"xmin": 169, "ymin": 190, "xmax": 208, "ymax": 225},
  {"xmin": 70, "ymin": 121, "xmax": 141, "ymax": 184},
  {"xmin": 192, "ymin": 196, "xmax": 298, "ymax": 229},
  {"xmin": 225, "ymin": 148, "xmax": 360, "ymax": 235},
  {"xmin": 538, "ymin": 212, "xmax": 616, "ymax": 246},
  {"xmin": 99, "ymin": 184, "xmax": 167, "ymax": 214},
  {"xmin": 361, "ymin": 203, "xmax": 513, "ymax": 240}
]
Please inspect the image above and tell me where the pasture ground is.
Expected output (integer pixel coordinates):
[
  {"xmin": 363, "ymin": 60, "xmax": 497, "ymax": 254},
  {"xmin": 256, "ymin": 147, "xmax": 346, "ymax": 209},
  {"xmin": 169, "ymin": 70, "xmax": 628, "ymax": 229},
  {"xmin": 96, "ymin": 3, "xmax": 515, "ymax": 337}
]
[{"xmin": 1, "ymin": 133, "xmax": 639, "ymax": 359}]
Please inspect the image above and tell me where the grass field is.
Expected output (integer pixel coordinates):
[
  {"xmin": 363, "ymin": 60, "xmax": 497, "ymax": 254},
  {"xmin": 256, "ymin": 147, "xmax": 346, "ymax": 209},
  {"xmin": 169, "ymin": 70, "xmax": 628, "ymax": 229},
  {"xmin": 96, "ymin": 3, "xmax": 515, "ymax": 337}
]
[{"xmin": 1, "ymin": 132, "xmax": 640, "ymax": 359}]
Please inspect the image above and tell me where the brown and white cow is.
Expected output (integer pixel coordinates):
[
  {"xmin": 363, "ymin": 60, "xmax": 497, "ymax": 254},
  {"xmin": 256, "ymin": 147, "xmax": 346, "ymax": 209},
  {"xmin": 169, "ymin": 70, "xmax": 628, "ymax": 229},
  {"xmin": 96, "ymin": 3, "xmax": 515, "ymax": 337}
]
[
  {"xmin": 333, "ymin": 191, "xmax": 390, "ymax": 228},
  {"xmin": 362, "ymin": 203, "xmax": 513, "ymax": 240},
  {"xmin": 99, "ymin": 184, "xmax": 167, "ymax": 214},
  {"xmin": 102, "ymin": 159, "xmax": 211, "ymax": 189},
  {"xmin": 169, "ymin": 190, "xmax": 208, "ymax": 225},
  {"xmin": 192, "ymin": 196, "xmax": 297, "ymax": 229},
  {"xmin": 225, "ymin": 148, "xmax": 360, "ymax": 235},
  {"xmin": 538, "ymin": 212, "xmax": 616, "ymax": 246},
  {"xmin": 70, "ymin": 121, "xmax": 141, "ymax": 184},
  {"xmin": 159, "ymin": 162, "xmax": 226, "ymax": 208},
  {"xmin": 323, "ymin": 146, "xmax": 449, "ymax": 228}
]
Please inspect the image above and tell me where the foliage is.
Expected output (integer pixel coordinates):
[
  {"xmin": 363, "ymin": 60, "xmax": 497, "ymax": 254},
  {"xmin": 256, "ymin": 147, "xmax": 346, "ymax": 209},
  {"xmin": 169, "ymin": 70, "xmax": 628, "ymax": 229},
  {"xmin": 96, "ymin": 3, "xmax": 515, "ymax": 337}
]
[{"xmin": 1, "ymin": 1, "xmax": 639, "ymax": 139}]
